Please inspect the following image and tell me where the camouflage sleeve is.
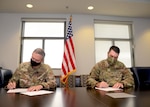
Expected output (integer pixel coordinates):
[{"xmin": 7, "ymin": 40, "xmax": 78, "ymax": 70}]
[
  {"xmin": 86, "ymin": 62, "xmax": 101, "ymax": 88},
  {"xmin": 9, "ymin": 64, "xmax": 22, "ymax": 83},
  {"xmin": 39, "ymin": 65, "xmax": 57, "ymax": 90},
  {"xmin": 107, "ymin": 62, "xmax": 134, "ymax": 87},
  {"xmin": 121, "ymin": 68, "xmax": 135, "ymax": 87}
]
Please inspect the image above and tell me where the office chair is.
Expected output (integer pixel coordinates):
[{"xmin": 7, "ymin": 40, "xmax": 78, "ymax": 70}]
[{"xmin": 0, "ymin": 68, "xmax": 12, "ymax": 87}]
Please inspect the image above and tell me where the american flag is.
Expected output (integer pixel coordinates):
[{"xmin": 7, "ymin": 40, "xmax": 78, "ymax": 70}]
[{"xmin": 61, "ymin": 16, "xmax": 76, "ymax": 84}]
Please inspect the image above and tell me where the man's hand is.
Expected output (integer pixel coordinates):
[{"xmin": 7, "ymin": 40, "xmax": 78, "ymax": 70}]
[
  {"xmin": 7, "ymin": 82, "xmax": 16, "ymax": 89},
  {"xmin": 96, "ymin": 81, "xmax": 109, "ymax": 88},
  {"xmin": 113, "ymin": 82, "xmax": 123, "ymax": 88},
  {"xmin": 27, "ymin": 85, "xmax": 43, "ymax": 91}
]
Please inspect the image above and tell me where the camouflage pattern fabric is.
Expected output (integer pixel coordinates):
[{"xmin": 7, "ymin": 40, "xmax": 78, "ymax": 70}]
[
  {"xmin": 9, "ymin": 62, "xmax": 56, "ymax": 89},
  {"xmin": 86, "ymin": 59, "xmax": 134, "ymax": 88}
]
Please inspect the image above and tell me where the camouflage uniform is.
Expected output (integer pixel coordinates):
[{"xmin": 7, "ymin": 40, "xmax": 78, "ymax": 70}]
[
  {"xmin": 9, "ymin": 62, "xmax": 56, "ymax": 90},
  {"xmin": 87, "ymin": 59, "xmax": 134, "ymax": 88}
]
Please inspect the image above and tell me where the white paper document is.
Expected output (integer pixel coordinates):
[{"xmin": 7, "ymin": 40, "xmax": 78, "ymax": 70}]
[
  {"xmin": 95, "ymin": 87, "xmax": 122, "ymax": 91},
  {"xmin": 7, "ymin": 88, "xmax": 53, "ymax": 96},
  {"xmin": 21, "ymin": 90, "xmax": 53, "ymax": 96},
  {"xmin": 106, "ymin": 92, "xmax": 136, "ymax": 98},
  {"xmin": 7, "ymin": 88, "xmax": 27, "ymax": 93}
]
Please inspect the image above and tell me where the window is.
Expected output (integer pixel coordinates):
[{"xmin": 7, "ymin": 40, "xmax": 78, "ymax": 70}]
[
  {"xmin": 94, "ymin": 20, "xmax": 134, "ymax": 67},
  {"xmin": 21, "ymin": 19, "xmax": 66, "ymax": 69}
]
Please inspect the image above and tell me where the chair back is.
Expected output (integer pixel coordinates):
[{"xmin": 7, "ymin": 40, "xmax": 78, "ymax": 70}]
[
  {"xmin": 0, "ymin": 69, "xmax": 12, "ymax": 87},
  {"xmin": 130, "ymin": 67, "xmax": 150, "ymax": 89}
]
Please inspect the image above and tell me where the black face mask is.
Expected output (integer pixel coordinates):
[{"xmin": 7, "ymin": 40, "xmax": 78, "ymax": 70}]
[{"xmin": 30, "ymin": 59, "xmax": 41, "ymax": 66}]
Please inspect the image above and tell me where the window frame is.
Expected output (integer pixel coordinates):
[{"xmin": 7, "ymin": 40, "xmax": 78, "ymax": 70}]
[
  {"xmin": 94, "ymin": 20, "xmax": 135, "ymax": 67},
  {"xmin": 20, "ymin": 18, "xmax": 66, "ymax": 69}
]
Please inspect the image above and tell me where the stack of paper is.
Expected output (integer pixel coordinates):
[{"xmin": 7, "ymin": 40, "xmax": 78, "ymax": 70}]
[
  {"xmin": 95, "ymin": 87, "xmax": 122, "ymax": 91},
  {"xmin": 95, "ymin": 87, "xmax": 136, "ymax": 98},
  {"xmin": 7, "ymin": 88, "xmax": 54, "ymax": 96},
  {"xmin": 7, "ymin": 88, "xmax": 27, "ymax": 93},
  {"xmin": 106, "ymin": 93, "xmax": 136, "ymax": 98}
]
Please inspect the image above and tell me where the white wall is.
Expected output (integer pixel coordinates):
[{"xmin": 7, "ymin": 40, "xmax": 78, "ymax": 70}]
[{"xmin": 0, "ymin": 13, "xmax": 150, "ymax": 75}]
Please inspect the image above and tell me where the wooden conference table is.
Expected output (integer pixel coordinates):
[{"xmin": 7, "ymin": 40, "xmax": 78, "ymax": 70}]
[{"xmin": 0, "ymin": 87, "xmax": 150, "ymax": 107}]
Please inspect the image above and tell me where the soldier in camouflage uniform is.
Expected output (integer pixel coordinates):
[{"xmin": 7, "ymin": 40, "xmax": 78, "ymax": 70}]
[
  {"xmin": 7, "ymin": 48, "xmax": 56, "ymax": 91},
  {"xmin": 87, "ymin": 46, "xmax": 134, "ymax": 88}
]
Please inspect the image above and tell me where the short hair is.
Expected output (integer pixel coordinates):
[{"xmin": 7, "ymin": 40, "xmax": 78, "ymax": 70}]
[
  {"xmin": 33, "ymin": 48, "xmax": 45, "ymax": 58},
  {"xmin": 108, "ymin": 46, "xmax": 120, "ymax": 54}
]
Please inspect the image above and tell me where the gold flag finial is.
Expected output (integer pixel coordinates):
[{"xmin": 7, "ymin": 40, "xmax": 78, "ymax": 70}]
[{"xmin": 70, "ymin": 15, "xmax": 72, "ymax": 22}]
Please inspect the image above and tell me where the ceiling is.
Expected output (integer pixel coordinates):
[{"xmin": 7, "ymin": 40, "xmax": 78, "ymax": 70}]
[{"xmin": 0, "ymin": 0, "xmax": 150, "ymax": 18}]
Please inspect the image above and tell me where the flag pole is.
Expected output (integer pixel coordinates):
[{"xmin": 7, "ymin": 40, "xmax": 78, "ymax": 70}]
[
  {"xmin": 65, "ymin": 77, "xmax": 69, "ymax": 88},
  {"xmin": 65, "ymin": 15, "xmax": 72, "ymax": 88},
  {"xmin": 61, "ymin": 15, "xmax": 76, "ymax": 88},
  {"xmin": 70, "ymin": 15, "xmax": 72, "ymax": 22}
]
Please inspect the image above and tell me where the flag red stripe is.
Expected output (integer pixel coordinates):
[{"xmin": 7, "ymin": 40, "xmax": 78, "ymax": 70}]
[
  {"xmin": 66, "ymin": 39, "xmax": 74, "ymax": 71},
  {"xmin": 64, "ymin": 44, "xmax": 70, "ymax": 72},
  {"xmin": 68, "ymin": 37, "xmax": 76, "ymax": 69},
  {"xmin": 70, "ymin": 36, "xmax": 75, "ymax": 53}
]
